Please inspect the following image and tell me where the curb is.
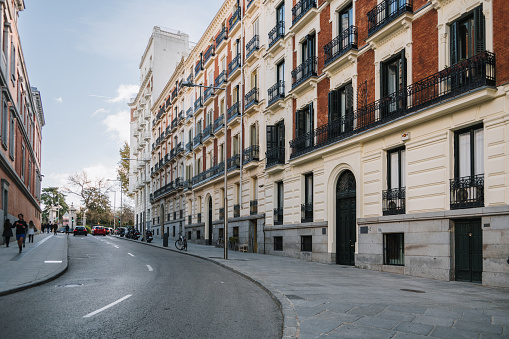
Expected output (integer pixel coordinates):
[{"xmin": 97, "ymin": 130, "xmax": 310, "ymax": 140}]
[
  {"xmin": 0, "ymin": 234, "xmax": 69, "ymax": 297},
  {"xmin": 113, "ymin": 235, "xmax": 299, "ymax": 338}
]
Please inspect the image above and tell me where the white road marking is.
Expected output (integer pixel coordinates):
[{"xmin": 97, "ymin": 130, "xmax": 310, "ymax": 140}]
[
  {"xmin": 128, "ymin": 253, "xmax": 135, "ymax": 257},
  {"xmin": 146, "ymin": 265, "xmax": 153, "ymax": 271},
  {"xmin": 83, "ymin": 295, "xmax": 132, "ymax": 318},
  {"xmin": 44, "ymin": 261, "xmax": 62, "ymax": 264}
]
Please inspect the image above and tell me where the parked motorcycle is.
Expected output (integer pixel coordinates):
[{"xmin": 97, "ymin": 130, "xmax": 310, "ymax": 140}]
[{"xmin": 146, "ymin": 230, "xmax": 153, "ymax": 243}]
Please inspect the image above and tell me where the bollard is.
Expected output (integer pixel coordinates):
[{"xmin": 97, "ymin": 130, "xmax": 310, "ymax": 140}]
[{"xmin": 163, "ymin": 233, "xmax": 169, "ymax": 247}]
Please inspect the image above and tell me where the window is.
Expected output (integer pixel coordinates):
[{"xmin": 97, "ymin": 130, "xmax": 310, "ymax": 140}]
[
  {"xmin": 266, "ymin": 120, "xmax": 285, "ymax": 167},
  {"xmin": 28, "ymin": 158, "xmax": 32, "ymax": 190},
  {"xmin": 277, "ymin": 2, "xmax": 285, "ymax": 25},
  {"xmin": 197, "ymin": 230, "xmax": 201, "ymax": 239},
  {"xmin": 301, "ymin": 33, "xmax": 316, "ymax": 63},
  {"xmin": 250, "ymin": 123, "xmax": 258, "ymax": 146},
  {"xmin": 302, "ymin": 173, "xmax": 313, "ymax": 222},
  {"xmin": 251, "ymin": 70, "xmax": 258, "ymax": 89},
  {"xmin": 10, "ymin": 42, "xmax": 15, "ymax": 81},
  {"xmin": 21, "ymin": 144, "xmax": 25, "ymax": 180},
  {"xmin": 450, "ymin": 5, "xmax": 485, "ymax": 66},
  {"xmin": 381, "ymin": 49, "xmax": 407, "ymax": 115},
  {"xmin": 383, "ymin": 148, "xmax": 406, "ymax": 215},
  {"xmin": 232, "ymin": 135, "xmax": 239, "ymax": 156},
  {"xmin": 274, "ymin": 181, "xmax": 284, "ymax": 225},
  {"xmin": 2, "ymin": 25, "xmax": 8, "ymax": 58},
  {"xmin": 328, "ymin": 83, "xmax": 353, "ymax": 135},
  {"xmin": 295, "ymin": 103, "xmax": 314, "ymax": 148},
  {"xmin": 339, "ymin": 5, "xmax": 353, "ymax": 35},
  {"xmin": 1, "ymin": 96, "xmax": 6, "ymax": 148},
  {"xmin": 1, "ymin": 179, "xmax": 9, "ymax": 221},
  {"xmin": 383, "ymin": 233, "xmax": 404, "ymax": 265},
  {"xmin": 301, "ymin": 235, "xmax": 312, "ymax": 252},
  {"xmin": 274, "ymin": 236, "xmax": 283, "ymax": 251},
  {"xmin": 219, "ymin": 144, "xmax": 224, "ymax": 163},
  {"xmin": 233, "ymin": 226, "xmax": 239, "ymax": 239},
  {"xmin": 277, "ymin": 60, "xmax": 285, "ymax": 83}
]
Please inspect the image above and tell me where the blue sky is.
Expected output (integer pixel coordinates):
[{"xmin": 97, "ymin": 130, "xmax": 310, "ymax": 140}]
[{"xmin": 18, "ymin": 0, "xmax": 224, "ymax": 206}]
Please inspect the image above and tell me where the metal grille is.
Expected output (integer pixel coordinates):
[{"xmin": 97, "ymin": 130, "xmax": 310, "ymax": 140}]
[{"xmin": 383, "ymin": 233, "xmax": 404, "ymax": 265}]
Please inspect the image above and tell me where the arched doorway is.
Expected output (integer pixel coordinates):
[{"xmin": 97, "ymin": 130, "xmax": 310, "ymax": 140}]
[
  {"xmin": 336, "ymin": 170, "xmax": 356, "ymax": 265},
  {"xmin": 208, "ymin": 198, "xmax": 213, "ymax": 245}
]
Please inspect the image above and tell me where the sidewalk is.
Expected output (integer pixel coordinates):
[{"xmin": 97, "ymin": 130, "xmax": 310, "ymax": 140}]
[
  {"xmin": 119, "ymin": 235, "xmax": 509, "ymax": 339},
  {"xmin": 0, "ymin": 232, "xmax": 68, "ymax": 296}
]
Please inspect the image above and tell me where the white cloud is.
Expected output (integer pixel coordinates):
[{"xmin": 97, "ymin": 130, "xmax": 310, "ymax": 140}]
[
  {"xmin": 92, "ymin": 108, "xmax": 109, "ymax": 117},
  {"xmin": 102, "ymin": 110, "xmax": 130, "ymax": 143},
  {"xmin": 107, "ymin": 84, "xmax": 139, "ymax": 103},
  {"xmin": 55, "ymin": 97, "xmax": 63, "ymax": 103}
]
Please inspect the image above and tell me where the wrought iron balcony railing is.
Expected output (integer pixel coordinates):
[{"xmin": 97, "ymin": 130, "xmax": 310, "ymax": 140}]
[
  {"xmin": 193, "ymin": 132, "xmax": 202, "ymax": 147},
  {"xmin": 266, "ymin": 147, "xmax": 285, "ymax": 168},
  {"xmin": 450, "ymin": 174, "xmax": 484, "ymax": 210},
  {"xmin": 246, "ymin": 35, "xmax": 259, "ymax": 58},
  {"xmin": 291, "ymin": 56, "xmax": 317, "ymax": 88},
  {"xmin": 172, "ymin": 87, "xmax": 178, "ymax": 101},
  {"xmin": 175, "ymin": 142, "xmax": 184, "ymax": 154},
  {"xmin": 203, "ymin": 124, "xmax": 213, "ymax": 140},
  {"xmin": 289, "ymin": 51, "xmax": 496, "ymax": 158},
  {"xmin": 185, "ymin": 142, "xmax": 192, "ymax": 153},
  {"xmin": 214, "ymin": 115, "xmax": 225, "ymax": 132},
  {"xmin": 195, "ymin": 60, "xmax": 203, "ymax": 76},
  {"xmin": 382, "ymin": 187, "xmax": 406, "ymax": 215},
  {"xmin": 301, "ymin": 203, "xmax": 313, "ymax": 223},
  {"xmin": 274, "ymin": 207, "xmax": 283, "ymax": 225},
  {"xmin": 215, "ymin": 70, "xmax": 227, "ymax": 87},
  {"xmin": 233, "ymin": 204, "xmax": 240, "ymax": 218},
  {"xmin": 367, "ymin": 0, "xmax": 413, "ymax": 37},
  {"xmin": 229, "ymin": 7, "xmax": 241, "ymax": 32},
  {"xmin": 165, "ymin": 96, "xmax": 172, "ymax": 108},
  {"xmin": 194, "ymin": 97, "xmax": 203, "ymax": 112},
  {"xmin": 324, "ymin": 25, "xmax": 358, "ymax": 66},
  {"xmin": 227, "ymin": 102, "xmax": 240, "ymax": 122},
  {"xmin": 204, "ymin": 45, "xmax": 215, "ymax": 64},
  {"xmin": 292, "ymin": 0, "xmax": 317, "ymax": 25},
  {"xmin": 227, "ymin": 154, "xmax": 240, "ymax": 172},
  {"xmin": 216, "ymin": 26, "xmax": 228, "ymax": 47},
  {"xmin": 186, "ymin": 107, "xmax": 193, "ymax": 119},
  {"xmin": 192, "ymin": 161, "xmax": 225, "ymax": 186},
  {"xmin": 245, "ymin": 87, "xmax": 259, "ymax": 110},
  {"xmin": 178, "ymin": 110, "xmax": 184, "ymax": 122},
  {"xmin": 268, "ymin": 81, "xmax": 285, "ymax": 106},
  {"xmin": 171, "ymin": 118, "xmax": 178, "ymax": 130},
  {"xmin": 204, "ymin": 87, "xmax": 214, "ymax": 102},
  {"xmin": 268, "ymin": 21, "xmax": 285, "ymax": 48},
  {"xmin": 242, "ymin": 145, "xmax": 259, "ymax": 165},
  {"xmin": 187, "ymin": 73, "xmax": 193, "ymax": 84},
  {"xmin": 228, "ymin": 54, "xmax": 241, "ymax": 76},
  {"xmin": 250, "ymin": 200, "xmax": 258, "ymax": 215}
]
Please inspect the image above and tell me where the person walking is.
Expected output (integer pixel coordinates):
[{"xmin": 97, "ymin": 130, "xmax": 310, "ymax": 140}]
[
  {"xmin": 28, "ymin": 221, "xmax": 35, "ymax": 243},
  {"xmin": 2, "ymin": 219, "xmax": 13, "ymax": 247},
  {"xmin": 12, "ymin": 214, "xmax": 28, "ymax": 253}
]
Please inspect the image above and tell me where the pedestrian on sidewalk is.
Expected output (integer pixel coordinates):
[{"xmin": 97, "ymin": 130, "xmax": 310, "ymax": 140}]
[
  {"xmin": 28, "ymin": 221, "xmax": 35, "ymax": 243},
  {"xmin": 2, "ymin": 219, "xmax": 13, "ymax": 247},
  {"xmin": 12, "ymin": 214, "xmax": 28, "ymax": 253},
  {"xmin": 53, "ymin": 223, "xmax": 57, "ymax": 235}
]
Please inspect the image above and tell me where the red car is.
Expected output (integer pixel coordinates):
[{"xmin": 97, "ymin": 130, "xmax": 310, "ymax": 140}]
[{"xmin": 92, "ymin": 226, "xmax": 107, "ymax": 236}]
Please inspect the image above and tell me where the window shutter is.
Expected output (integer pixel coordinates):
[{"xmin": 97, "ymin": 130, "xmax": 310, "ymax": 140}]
[
  {"xmin": 328, "ymin": 91, "xmax": 332, "ymax": 123},
  {"xmin": 380, "ymin": 61, "xmax": 387, "ymax": 97},
  {"xmin": 346, "ymin": 83, "xmax": 353, "ymax": 115},
  {"xmin": 266, "ymin": 125, "xmax": 276, "ymax": 152},
  {"xmin": 450, "ymin": 22, "xmax": 458, "ymax": 65},
  {"xmin": 400, "ymin": 49, "xmax": 407, "ymax": 108},
  {"xmin": 474, "ymin": 5, "xmax": 485, "ymax": 54},
  {"xmin": 309, "ymin": 102, "xmax": 314, "ymax": 132}
]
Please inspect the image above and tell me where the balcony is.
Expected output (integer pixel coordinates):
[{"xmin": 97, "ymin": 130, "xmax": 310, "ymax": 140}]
[
  {"xmin": 185, "ymin": 141, "xmax": 192, "ymax": 153},
  {"xmin": 245, "ymin": 88, "xmax": 259, "ymax": 113},
  {"xmin": 291, "ymin": 56, "xmax": 317, "ymax": 90},
  {"xmin": 290, "ymin": 51, "xmax": 496, "ymax": 159},
  {"xmin": 268, "ymin": 21, "xmax": 285, "ymax": 50},
  {"xmin": 194, "ymin": 97, "xmax": 203, "ymax": 113},
  {"xmin": 204, "ymin": 87, "xmax": 215, "ymax": 105},
  {"xmin": 171, "ymin": 87, "xmax": 178, "ymax": 103},
  {"xmin": 382, "ymin": 187, "xmax": 406, "ymax": 215},
  {"xmin": 175, "ymin": 177, "xmax": 184, "ymax": 190},
  {"xmin": 229, "ymin": 7, "xmax": 241, "ymax": 33},
  {"xmin": 183, "ymin": 179, "xmax": 192, "ymax": 191},
  {"xmin": 274, "ymin": 207, "xmax": 283, "ymax": 225},
  {"xmin": 214, "ymin": 115, "xmax": 225, "ymax": 133},
  {"xmin": 193, "ymin": 132, "xmax": 203, "ymax": 148},
  {"xmin": 227, "ymin": 154, "xmax": 240, "ymax": 172},
  {"xmin": 187, "ymin": 73, "xmax": 193, "ymax": 84},
  {"xmin": 266, "ymin": 147, "xmax": 285, "ymax": 169},
  {"xmin": 227, "ymin": 102, "xmax": 240, "ymax": 123},
  {"xmin": 242, "ymin": 145, "xmax": 259, "ymax": 168},
  {"xmin": 215, "ymin": 70, "xmax": 227, "ymax": 88},
  {"xmin": 367, "ymin": 0, "xmax": 413, "ymax": 37},
  {"xmin": 267, "ymin": 81, "xmax": 285, "ymax": 107},
  {"xmin": 192, "ymin": 161, "xmax": 225, "ymax": 187},
  {"xmin": 250, "ymin": 200, "xmax": 258, "ymax": 215},
  {"xmin": 216, "ymin": 26, "xmax": 228, "ymax": 49},
  {"xmin": 245, "ymin": 35, "xmax": 259, "ymax": 62},
  {"xmin": 195, "ymin": 60, "xmax": 203, "ymax": 77},
  {"xmin": 450, "ymin": 175, "xmax": 484, "ymax": 210},
  {"xmin": 324, "ymin": 26, "xmax": 358, "ymax": 67},
  {"xmin": 165, "ymin": 96, "xmax": 172, "ymax": 110},
  {"xmin": 219, "ymin": 207, "xmax": 225, "ymax": 220},
  {"xmin": 186, "ymin": 107, "xmax": 193, "ymax": 120},
  {"xmin": 228, "ymin": 54, "xmax": 241, "ymax": 79},
  {"xmin": 203, "ymin": 124, "xmax": 214, "ymax": 142},
  {"xmin": 233, "ymin": 204, "xmax": 240, "ymax": 218},
  {"xmin": 292, "ymin": 0, "xmax": 317, "ymax": 26},
  {"xmin": 171, "ymin": 118, "xmax": 178, "ymax": 131},
  {"xmin": 204, "ymin": 44, "xmax": 215, "ymax": 66},
  {"xmin": 175, "ymin": 142, "xmax": 184, "ymax": 155},
  {"xmin": 301, "ymin": 203, "xmax": 313, "ymax": 223}
]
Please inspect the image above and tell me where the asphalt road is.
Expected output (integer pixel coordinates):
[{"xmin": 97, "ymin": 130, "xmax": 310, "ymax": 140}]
[{"xmin": 0, "ymin": 235, "xmax": 282, "ymax": 339}]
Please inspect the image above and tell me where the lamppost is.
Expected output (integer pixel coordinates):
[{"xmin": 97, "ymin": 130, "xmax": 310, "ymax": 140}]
[
  {"xmin": 54, "ymin": 204, "xmax": 62, "ymax": 226},
  {"xmin": 122, "ymin": 158, "xmax": 150, "ymax": 238},
  {"xmin": 68, "ymin": 203, "xmax": 76, "ymax": 231},
  {"xmin": 107, "ymin": 179, "xmax": 123, "ymax": 229},
  {"xmin": 182, "ymin": 81, "xmax": 228, "ymax": 259}
]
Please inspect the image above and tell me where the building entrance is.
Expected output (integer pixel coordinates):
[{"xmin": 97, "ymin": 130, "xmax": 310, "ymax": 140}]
[
  {"xmin": 336, "ymin": 170, "xmax": 356, "ymax": 265},
  {"xmin": 455, "ymin": 219, "xmax": 482, "ymax": 283}
]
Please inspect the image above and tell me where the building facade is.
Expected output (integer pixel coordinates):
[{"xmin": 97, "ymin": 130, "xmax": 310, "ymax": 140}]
[
  {"xmin": 128, "ymin": 27, "xmax": 191, "ymax": 237},
  {"xmin": 142, "ymin": 0, "xmax": 509, "ymax": 287},
  {"xmin": 0, "ymin": 0, "xmax": 45, "ymax": 243}
]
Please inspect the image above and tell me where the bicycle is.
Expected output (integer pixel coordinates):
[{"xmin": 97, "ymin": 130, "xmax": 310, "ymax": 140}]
[
  {"xmin": 215, "ymin": 237, "xmax": 224, "ymax": 248},
  {"xmin": 175, "ymin": 233, "xmax": 187, "ymax": 251}
]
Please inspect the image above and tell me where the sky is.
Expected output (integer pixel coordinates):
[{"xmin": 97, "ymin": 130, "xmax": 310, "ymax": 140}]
[{"xmin": 18, "ymin": 0, "xmax": 224, "ymax": 208}]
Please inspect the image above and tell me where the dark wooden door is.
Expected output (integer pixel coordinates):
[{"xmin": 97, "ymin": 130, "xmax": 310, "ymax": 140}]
[
  {"xmin": 336, "ymin": 171, "xmax": 356, "ymax": 265},
  {"xmin": 455, "ymin": 219, "xmax": 482, "ymax": 283}
]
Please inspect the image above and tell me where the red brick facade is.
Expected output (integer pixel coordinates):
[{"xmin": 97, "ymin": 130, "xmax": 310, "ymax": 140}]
[
  {"xmin": 493, "ymin": 0, "xmax": 509, "ymax": 85},
  {"xmin": 412, "ymin": 9, "xmax": 438, "ymax": 82}
]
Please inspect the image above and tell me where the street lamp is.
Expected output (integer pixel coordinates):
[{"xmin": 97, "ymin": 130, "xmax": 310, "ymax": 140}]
[
  {"xmin": 68, "ymin": 203, "xmax": 76, "ymax": 231},
  {"xmin": 182, "ymin": 81, "xmax": 228, "ymax": 259},
  {"xmin": 122, "ymin": 158, "xmax": 150, "ymax": 238},
  {"xmin": 107, "ymin": 179, "xmax": 123, "ymax": 229}
]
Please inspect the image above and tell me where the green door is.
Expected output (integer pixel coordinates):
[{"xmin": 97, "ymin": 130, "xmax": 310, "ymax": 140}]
[
  {"xmin": 336, "ymin": 171, "xmax": 356, "ymax": 265},
  {"xmin": 455, "ymin": 219, "xmax": 482, "ymax": 283}
]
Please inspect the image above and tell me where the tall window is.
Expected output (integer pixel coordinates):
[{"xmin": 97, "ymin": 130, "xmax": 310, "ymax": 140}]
[
  {"xmin": 219, "ymin": 143, "xmax": 224, "ymax": 163},
  {"xmin": 10, "ymin": 42, "xmax": 15, "ymax": 81},
  {"xmin": 277, "ymin": 60, "xmax": 285, "ymax": 83},
  {"xmin": 301, "ymin": 33, "xmax": 316, "ymax": 63},
  {"xmin": 253, "ymin": 18, "xmax": 259, "ymax": 38},
  {"xmin": 1, "ymin": 95, "xmax": 6, "ymax": 148},
  {"xmin": 250, "ymin": 123, "xmax": 258, "ymax": 146},
  {"xmin": 251, "ymin": 70, "xmax": 258, "ymax": 89},
  {"xmin": 295, "ymin": 103, "xmax": 314, "ymax": 148},
  {"xmin": 232, "ymin": 134, "xmax": 239, "ymax": 155},
  {"xmin": 21, "ymin": 144, "xmax": 25, "ymax": 180},
  {"xmin": 381, "ymin": 50, "xmax": 406, "ymax": 114},
  {"xmin": 9, "ymin": 115, "xmax": 14, "ymax": 159},
  {"xmin": 266, "ymin": 120, "xmax": 285, "ymax": 166},
  {"xmin": 450, "ymin": 5, "xmax": 485, "ymax": 65},
  {"xmin": 339, "ymin": 5, "xmax": 353, "ymax": 34},
  {"xmin": 328, "ymin": 83, "xmax": 353, "ymax": 133},
  {"xmin": 276, "ymin": 2, "xmax": 285, "ymax": 26},
  {"xmin": 383, "ymin": 147, "xmax": 406, "ymax": 215},
  {"xmin": 274, "ymin": 181, "xmax": 284, "ymax": 225},
  {"xmin": 302, "ymin": 173, "xmax": 313, "ymax": 222}
]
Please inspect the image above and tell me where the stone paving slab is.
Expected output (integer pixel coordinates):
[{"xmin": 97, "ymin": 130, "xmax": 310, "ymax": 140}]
[{"xmin": 115, "ymin": 236, "xmax": 509, "ymax": 338}]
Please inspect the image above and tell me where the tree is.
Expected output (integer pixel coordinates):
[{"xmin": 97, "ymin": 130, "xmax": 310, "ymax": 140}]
[
  {"xmin": 118, "ymin": 142, "xmax": 133, "ymax": 198},
  {"xmin": 41, "ymin": 187, "xmax": 68, "ymax": 223}
]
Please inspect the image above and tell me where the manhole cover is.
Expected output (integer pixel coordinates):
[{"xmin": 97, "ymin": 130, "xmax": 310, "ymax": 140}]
[
  {"xmin": 285, "ymin": 295, "xmax": 305, "ymax": 300},
  {"xmin": 56, "ymin": 283, "xmax": 83, "ymax": 288},
  {"xmin": 400, "ymin": 288, "xmax": 425, "ymax": 293}
]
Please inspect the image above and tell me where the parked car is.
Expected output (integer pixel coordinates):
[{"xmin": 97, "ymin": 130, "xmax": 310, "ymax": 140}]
[
  {"xmin": 57, "ymin": 227, "xmax": 67, "ymax": 233},
  {"xmin": 73, "ymin": 226, "xmax": 87, "ymax": 236},
  {"xmin": 92, "ymin": 226, "xmax": 107, "ymax": 236}
]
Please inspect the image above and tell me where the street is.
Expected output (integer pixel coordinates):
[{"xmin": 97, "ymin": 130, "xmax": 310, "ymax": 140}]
[{"xmin": 0, "ymin": 235, "xmax": 282, "ymax": 339}]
